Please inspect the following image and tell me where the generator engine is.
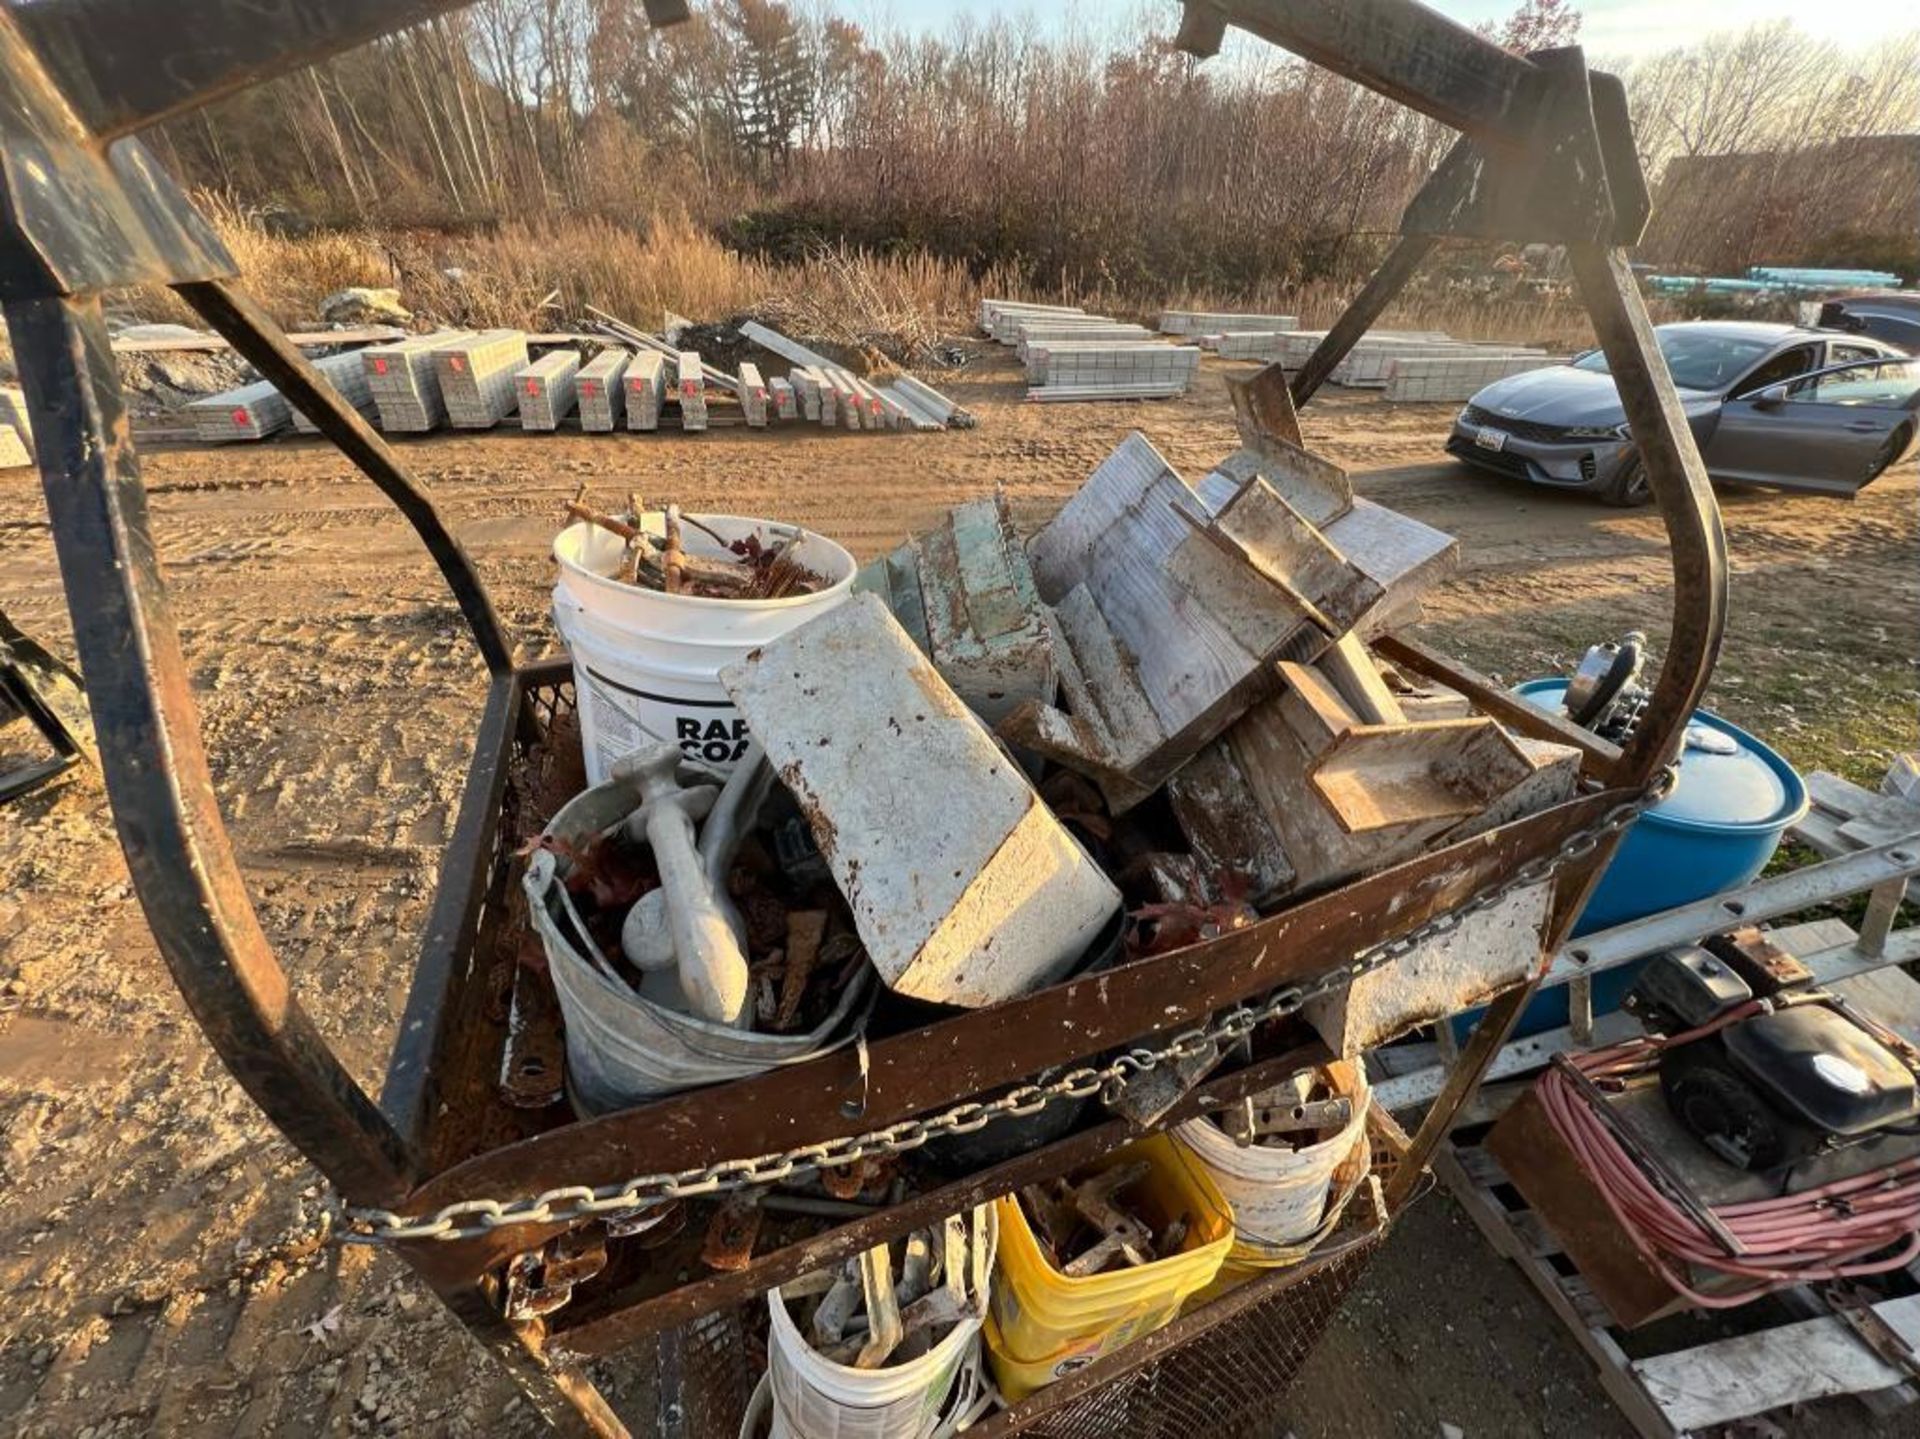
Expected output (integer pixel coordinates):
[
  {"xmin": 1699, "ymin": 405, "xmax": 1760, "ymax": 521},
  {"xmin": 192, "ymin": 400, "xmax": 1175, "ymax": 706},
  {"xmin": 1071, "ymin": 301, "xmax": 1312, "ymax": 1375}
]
[{"xmin": 1626, "ymin": 945, "xmax": 1920, "ymax": 1172}]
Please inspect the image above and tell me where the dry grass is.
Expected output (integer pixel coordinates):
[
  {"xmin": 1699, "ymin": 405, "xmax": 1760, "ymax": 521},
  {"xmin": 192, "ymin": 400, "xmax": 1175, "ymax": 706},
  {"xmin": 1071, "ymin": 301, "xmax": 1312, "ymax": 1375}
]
[
  {"xmin": 124, "ymin": 192, "xmax": 390, "ymax": 330},
  {"xmin": 108, "ymin": 197, "xmax": 1633, "ymax": 371},
  {"xmin": 118, "ymin": 204, "xmax": 994, "ymax": 365}
]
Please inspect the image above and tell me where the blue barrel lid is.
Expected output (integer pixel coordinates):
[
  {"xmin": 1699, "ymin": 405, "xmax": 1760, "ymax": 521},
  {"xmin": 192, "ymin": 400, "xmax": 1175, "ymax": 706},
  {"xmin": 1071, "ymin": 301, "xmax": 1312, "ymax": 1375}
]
[{"xmin": 1516, "ymin": 678, "xmax": 1809, "ymax": 834}]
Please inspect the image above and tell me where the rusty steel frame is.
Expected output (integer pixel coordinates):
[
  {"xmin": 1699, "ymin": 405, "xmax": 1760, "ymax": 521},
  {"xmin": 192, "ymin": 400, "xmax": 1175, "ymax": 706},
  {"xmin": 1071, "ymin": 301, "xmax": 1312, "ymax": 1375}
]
[{"xmin": 1, "ymin": 0, "xmax": 1726, "ymax": 1433}]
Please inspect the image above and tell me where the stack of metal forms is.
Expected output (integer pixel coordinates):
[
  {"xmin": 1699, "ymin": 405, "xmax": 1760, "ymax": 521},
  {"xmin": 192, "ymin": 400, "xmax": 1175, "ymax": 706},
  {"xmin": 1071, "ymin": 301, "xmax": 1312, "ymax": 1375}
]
[
  {"xmin": 673, "ymin": 351, "xmax": 708, "ymax": 432},
  {"xmin": 1023, "ymin": 340, "xmax": 1202, "ymax": 402},
  {"xmin": 165, "ymin": 318, "xmax": 973, "ymax": 441},
  {"xmin": 1159, "ymin": 310, "xmax": 1300, "ymax": 336},
  {"xmin": 1379, "ymin": 351, "xmax": 1563, "ymax": 401},
  {"xmin": 576, "ymin": 350, "xmax": 628, "ymax": 432},
  {"xmin": 624, "ymin": 352, "xmax": 667, "ymax": 431},
  {"xmin": 364, "ymin": 333, "xmax": 458, "ymax": 432},
  {"xmin": 979, "ymin": 300, "xmax": 1202, "ymax": 403},
  {"xmin": 515, "ymin": 350, "xmax": 581, "ymax": 431},
  {"xmin": 435, "ymin": 329, "xmax": 529, "ymax": 428},
  {"xmin": 289, "ymin": 350, "xmax": 378, "ymax": 434},
  {"xmin": 735, "ymin": 319, "xmax": 974, "ymax": 431},
  {"xmin": 1215, "ymin": 328, "xmax": 1564, "ymax": 401},
  {"xmin": 186, "ymin": 377, "xmax": 293, "ymax": 443},
  {"xmin": 977, "ymin": 298, "xmax": 1094, "ymax": 342}
]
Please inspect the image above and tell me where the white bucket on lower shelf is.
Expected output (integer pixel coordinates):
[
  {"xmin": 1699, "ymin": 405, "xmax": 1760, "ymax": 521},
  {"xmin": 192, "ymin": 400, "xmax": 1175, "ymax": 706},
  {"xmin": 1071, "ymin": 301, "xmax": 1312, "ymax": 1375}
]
[
  {"xmin": 759, "ymin": 1207, "xmax": 998, "ymax": 1439},
  {"xmin": 1171, "ymin": 1060, "xmax": 1372, "ymax": 1256},
  {"xmin": 523, "ymin": 775, "xmax": 874, "ymax": 1110},
  {"xmin": 552, "ymin": 516, "xmax": 856, "ymax": 784}
]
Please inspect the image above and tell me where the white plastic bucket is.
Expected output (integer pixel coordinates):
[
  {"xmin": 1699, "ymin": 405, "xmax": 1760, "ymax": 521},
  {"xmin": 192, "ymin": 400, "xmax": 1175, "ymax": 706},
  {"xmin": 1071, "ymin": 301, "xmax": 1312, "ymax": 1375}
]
[
  {"xmin": 523, "ymin": 774, "xmax": 873, "ymax": 1109},
  {"xmin": 761, "ymin": 1208, "xmax": 998, "ymax": 1439},
  {"xmin": 552, "ymin": 516, "xmax": 856, "ymax": 785},
  {"xmin": 1171, "ymin": 1061, "xmax": 1372, "ymax": 1255}
]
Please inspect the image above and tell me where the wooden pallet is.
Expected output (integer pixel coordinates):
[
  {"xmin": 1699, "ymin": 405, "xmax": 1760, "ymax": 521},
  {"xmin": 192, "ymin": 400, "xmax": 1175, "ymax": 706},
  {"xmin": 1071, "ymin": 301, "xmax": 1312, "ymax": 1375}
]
[{"xmin": 1439, "ymin": 1102, "xmax": 1920, "ymax": 1437}]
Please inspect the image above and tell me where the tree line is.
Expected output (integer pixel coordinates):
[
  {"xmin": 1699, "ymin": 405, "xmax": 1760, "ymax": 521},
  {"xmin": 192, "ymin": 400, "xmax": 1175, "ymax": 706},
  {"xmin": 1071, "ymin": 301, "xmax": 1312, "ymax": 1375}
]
[{"xmin": 143, "ymin": 2, "xmax": 1920, "ymax": 295}]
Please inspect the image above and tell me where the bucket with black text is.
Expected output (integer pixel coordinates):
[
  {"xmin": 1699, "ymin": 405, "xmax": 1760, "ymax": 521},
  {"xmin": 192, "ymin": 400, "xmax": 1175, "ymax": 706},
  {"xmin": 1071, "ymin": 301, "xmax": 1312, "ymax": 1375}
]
[{"xmin": 552, "ymin": 515, "xmax": 857, "ymax": 785}]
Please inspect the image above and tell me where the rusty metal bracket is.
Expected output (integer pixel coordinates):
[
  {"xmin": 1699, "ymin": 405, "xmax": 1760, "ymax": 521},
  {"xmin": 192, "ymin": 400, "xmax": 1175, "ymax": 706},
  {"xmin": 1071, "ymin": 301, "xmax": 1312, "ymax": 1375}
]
[
  {"xmin": 0, "ymin": 604, "xmax": 94, "ymax": 803},
  {"xmin": 504, "ymin": 1229, "xmax": 610, "ymax": 1322}
]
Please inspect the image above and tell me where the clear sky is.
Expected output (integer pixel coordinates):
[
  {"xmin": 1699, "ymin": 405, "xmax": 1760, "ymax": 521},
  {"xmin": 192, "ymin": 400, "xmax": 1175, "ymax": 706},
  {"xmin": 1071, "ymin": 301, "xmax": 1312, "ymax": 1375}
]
[{"xmin": 873, "ymin": 0, "xmax": 1914, "ymax": 58}]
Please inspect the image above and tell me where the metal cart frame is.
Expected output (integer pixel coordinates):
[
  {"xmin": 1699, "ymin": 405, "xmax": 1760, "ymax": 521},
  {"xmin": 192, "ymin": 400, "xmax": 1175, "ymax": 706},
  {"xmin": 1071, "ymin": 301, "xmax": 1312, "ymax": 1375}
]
[{"xmin": 0, "ymin": 1, "xmax": 1726, "ymax": 1433}]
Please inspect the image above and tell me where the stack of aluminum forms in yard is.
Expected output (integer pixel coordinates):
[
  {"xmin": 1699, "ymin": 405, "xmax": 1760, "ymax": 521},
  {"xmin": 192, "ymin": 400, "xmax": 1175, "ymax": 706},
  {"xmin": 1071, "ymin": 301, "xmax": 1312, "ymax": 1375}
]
[
  {"xmin": 1159, "ymin": 310, "xmax": 1300, "ymax": 335},
  {"xmin": 1382, "ymin": 353, "xmax": 1565, "ymax": 402},
  {"xmin": 768, "ymin": 376, "xmax": 797, "ymax": 420},
  {"xmin": 674, "ymin": 351, "xmax": 708, "ymax": 431},
  {"xmin": 1211, "ymin": 330, "xmax": 1307, "ymax": 360},
  {"xmin": 515, "ymin": 350, "xmax": 581, "ymax": 431},
  {"xmin": 290, "ymin": 350, "xmax": 378, "ymax": 434},
  {"xmin": 737, "ymin": 361, "xmax": 769, "ymax": 427},
  {"xmin": 978, "ymin": 298, "xmax": 1086, "ymax": 339},
  {"xmin": 364, "ymin": 333, "xmax": 461, "ymax": 432},
  {"xmin": 187, "ymin": 377, "xmax": 293, "ymax": 442},
  {"xmin": 435, "ymin": 329, "xmax": 529, "ymax": 428},
  {"xmin": 883, "ymin": 372, "xmax": 972, "ymax": 430},
  {"xmin": 625, "ymin": 351, "xmax": 666, "ymax": 431},
  {"xmin": 992, "ymin": 311, "xmax": 1133, "ymax": 346},
  {"xmin": 1337, "ymin": 342, "xmax": 1546, "ymax": 387},
  {"xmin": 1025, "ymin": 341, "xmax": 1201, "ymax": 401},
  {"xmin": 576, "ymin": 349, "xmax": 628, "ymax": 431},
  {"xmin": 1014, "ymin": 321, "xmax": 1155, "ymax": 355}
]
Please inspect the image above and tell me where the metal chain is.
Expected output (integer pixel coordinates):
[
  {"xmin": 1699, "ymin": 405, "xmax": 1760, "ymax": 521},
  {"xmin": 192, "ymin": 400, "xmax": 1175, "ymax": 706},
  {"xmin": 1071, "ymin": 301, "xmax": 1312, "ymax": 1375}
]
[{"xmin": 336, "ymin": 768, "xmax": 1675, "ymax": 1246}]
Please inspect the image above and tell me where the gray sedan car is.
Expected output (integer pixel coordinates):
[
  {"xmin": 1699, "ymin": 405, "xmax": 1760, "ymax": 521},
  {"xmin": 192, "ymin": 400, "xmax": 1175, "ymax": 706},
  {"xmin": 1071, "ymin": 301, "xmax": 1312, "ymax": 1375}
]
[{"xmin": 1447, "ymin": 321, "xmax": 1920, "ymax": 505}]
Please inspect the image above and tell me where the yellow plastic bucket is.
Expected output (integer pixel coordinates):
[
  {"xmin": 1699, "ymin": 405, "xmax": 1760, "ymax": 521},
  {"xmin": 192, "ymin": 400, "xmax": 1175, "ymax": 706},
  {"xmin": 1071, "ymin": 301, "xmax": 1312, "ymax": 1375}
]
[{"xmin": 984, "ymin": 1135, "xmax": 1233, "ymax": 1400}]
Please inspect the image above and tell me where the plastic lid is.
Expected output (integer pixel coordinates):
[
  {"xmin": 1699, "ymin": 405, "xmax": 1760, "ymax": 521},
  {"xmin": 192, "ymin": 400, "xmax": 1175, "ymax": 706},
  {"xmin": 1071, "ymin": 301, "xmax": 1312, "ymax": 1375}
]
[{"xmin": 1515, "ymin": 679, "xmax": 1805, "ymax": 832}]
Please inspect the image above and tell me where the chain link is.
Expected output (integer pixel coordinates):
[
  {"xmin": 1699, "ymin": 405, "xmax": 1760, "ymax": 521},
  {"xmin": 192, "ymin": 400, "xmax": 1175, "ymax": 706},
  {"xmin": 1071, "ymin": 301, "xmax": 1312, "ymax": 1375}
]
[{"xmin": 336, "ymin": 769, "xmax": 1674, "ymax": 1246}]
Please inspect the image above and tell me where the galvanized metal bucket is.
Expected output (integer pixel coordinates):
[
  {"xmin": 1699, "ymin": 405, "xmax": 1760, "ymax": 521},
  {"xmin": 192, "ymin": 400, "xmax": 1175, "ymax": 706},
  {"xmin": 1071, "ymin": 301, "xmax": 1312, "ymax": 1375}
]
[{"xmin": 524, "ymin": 772, "xmax": 875, "ymax": 1114}]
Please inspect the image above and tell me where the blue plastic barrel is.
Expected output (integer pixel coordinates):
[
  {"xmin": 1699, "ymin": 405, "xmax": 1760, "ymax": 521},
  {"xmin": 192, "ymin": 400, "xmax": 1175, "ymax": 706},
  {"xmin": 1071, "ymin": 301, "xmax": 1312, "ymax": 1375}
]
[{"xmin": 1478, "ymin": 680, "xmax": 1809, "ymax": 1036}]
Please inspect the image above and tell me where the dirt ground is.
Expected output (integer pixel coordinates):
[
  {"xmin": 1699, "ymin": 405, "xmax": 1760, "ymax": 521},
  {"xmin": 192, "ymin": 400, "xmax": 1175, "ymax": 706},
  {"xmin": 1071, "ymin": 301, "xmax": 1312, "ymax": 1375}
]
[{"xmin": 2, "ymin": 346, "xmax": 1916, "ymax": 1438}]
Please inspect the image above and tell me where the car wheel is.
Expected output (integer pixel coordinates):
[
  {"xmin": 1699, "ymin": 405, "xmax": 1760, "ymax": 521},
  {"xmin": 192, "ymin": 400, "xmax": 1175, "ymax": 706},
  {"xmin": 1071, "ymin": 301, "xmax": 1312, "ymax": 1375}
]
[
  {"xmin": 1602, "ymin": 454, "xmax": 1652, "ymax": 508},
  {"xmin": 1866, "ymin": 424, "xmax": 1913, "ymax": 485}
]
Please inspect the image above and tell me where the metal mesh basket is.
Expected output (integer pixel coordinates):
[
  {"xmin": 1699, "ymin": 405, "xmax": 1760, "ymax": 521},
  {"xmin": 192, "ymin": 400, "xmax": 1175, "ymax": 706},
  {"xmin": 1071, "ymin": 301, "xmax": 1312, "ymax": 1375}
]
[
  {"xmin": 510, "ymin": 672, "xmax": 1400, "ymax": 1438},
  {"xmin": 987, "ymin": 1232, "xmax": 1384, "ymax": 1438}
]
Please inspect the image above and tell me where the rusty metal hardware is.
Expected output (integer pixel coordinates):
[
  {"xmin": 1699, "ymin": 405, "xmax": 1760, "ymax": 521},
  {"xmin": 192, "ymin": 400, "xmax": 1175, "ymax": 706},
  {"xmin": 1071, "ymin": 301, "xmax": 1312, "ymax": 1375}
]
[
  {"xmin": 1222, "ymin": 1095, "xmax": 1353, "ymax": 1145},
  {"xmin": 0, "ymin": 605, "xmax": 95, "ymax": 803},
  {"xmin": 336, "ymin": 769, "xmax": 1673, "ymax": 1246},
  {"xmin": 504, "ymin": 1229, "xmax": 610, "ymax": 1322},
  {"xmin": 1826, "ymin": 1281, "xmax": 1920, "ymax": 1382}
]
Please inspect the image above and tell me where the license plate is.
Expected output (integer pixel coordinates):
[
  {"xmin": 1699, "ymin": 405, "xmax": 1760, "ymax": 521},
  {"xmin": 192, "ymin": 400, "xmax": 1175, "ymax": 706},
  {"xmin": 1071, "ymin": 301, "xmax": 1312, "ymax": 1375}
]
[{"xmin": 1474, "ymin": 427, "xmax": 1508, "ymax": 452}]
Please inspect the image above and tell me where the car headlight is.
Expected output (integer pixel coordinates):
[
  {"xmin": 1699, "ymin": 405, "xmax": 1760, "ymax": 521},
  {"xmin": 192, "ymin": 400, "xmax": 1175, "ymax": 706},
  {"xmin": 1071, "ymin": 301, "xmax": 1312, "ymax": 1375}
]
[{"xmin": 1563, "ymin": 423, "xmax": 1633, "ymax": 440}]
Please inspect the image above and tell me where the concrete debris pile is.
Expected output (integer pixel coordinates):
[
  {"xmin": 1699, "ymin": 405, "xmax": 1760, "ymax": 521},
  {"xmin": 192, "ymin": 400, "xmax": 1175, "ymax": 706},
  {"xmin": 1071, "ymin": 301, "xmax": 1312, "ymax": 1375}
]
[
  {"xmin": 979, "ymin": 299, "xmax": 1202, "ymax": 402},
  {"xmin": 1208, "ymin": 328, "xmax": 1564, "ymax": 402}
]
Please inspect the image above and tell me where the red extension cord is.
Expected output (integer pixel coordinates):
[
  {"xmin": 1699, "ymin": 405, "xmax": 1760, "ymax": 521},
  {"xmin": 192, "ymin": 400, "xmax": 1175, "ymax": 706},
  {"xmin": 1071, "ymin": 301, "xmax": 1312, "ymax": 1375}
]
[{"xmin": 1536, "ymin": 1008, "xmax": 1920, "ymax": 1309}]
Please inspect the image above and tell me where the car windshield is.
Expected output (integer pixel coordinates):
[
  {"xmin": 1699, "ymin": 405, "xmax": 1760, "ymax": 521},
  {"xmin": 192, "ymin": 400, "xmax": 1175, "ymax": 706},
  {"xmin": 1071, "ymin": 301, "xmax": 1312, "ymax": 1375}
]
[{"xmin": 1571, "ymin": 331, "xmax": 1779, "ymax": 391}]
